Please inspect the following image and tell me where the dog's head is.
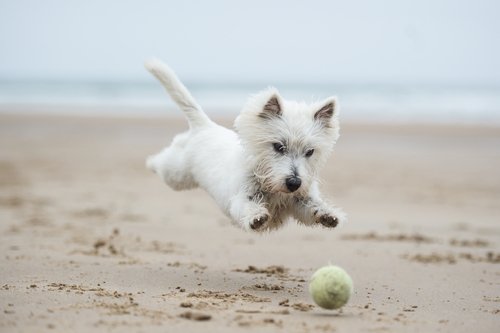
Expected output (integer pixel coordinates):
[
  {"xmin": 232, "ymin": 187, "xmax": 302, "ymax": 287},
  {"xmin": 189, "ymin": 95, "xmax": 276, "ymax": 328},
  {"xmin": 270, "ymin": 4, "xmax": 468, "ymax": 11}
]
[{"xmin": 235, "ymin": 88, "xmax": 340, "ymax": 195}]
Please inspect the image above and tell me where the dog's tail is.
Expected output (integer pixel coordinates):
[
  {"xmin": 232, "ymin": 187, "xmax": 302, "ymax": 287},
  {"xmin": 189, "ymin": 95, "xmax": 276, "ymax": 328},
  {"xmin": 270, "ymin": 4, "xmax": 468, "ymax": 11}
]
[{"xmin": 145, "ymin": 58, "xmax": 212, "ymax": 128}]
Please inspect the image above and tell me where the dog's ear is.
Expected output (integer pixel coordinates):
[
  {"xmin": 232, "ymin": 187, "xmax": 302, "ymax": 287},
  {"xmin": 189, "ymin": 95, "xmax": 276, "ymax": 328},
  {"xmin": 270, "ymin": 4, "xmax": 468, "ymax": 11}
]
[
  {"xmin": 260, "ymin": 94, "xmax": 282, "ymax": 118},
  {"xmin": 314, "ymin": 97, "xmax": 337, "ymax": 124}
]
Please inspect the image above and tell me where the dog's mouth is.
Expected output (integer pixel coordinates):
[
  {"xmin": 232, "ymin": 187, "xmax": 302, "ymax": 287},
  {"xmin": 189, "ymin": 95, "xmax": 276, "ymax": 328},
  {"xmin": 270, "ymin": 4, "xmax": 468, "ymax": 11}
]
[
  {"xmin": 266, "ymin": 186, "xmax": 306, "ymax": 197},
  {"xmin": 265, "ymin": 186, "xmax": 295, "ymax": 195}
]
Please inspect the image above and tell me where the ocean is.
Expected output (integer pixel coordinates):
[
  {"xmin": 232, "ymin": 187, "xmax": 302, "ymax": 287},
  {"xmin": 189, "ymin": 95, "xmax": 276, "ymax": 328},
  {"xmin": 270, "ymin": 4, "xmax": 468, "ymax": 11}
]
[{"xmin": 1, "ymin": 81, "xmax": 499, "ymax": 125}]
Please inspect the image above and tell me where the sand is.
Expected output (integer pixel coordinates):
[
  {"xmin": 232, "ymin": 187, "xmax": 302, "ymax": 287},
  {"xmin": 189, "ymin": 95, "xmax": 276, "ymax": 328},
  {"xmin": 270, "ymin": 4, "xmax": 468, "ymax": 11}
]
[{"xmin": 0, "ymin": 113, "xmax": 499, "ymax": 332}]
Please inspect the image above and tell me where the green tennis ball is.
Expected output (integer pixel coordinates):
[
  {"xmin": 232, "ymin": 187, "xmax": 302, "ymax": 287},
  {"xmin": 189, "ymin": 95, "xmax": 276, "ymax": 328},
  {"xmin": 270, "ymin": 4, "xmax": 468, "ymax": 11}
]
[{"xmin": 309, "ymin": 265, "xmax": 353, "ymax": 310}]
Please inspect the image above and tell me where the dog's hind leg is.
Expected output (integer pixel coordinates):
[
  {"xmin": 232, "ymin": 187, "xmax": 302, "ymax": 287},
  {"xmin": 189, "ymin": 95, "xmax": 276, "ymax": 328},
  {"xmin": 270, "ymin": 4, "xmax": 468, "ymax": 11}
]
[{"xmin": 146, "ymin": 133, "xmax": 198, "ymax": 191}]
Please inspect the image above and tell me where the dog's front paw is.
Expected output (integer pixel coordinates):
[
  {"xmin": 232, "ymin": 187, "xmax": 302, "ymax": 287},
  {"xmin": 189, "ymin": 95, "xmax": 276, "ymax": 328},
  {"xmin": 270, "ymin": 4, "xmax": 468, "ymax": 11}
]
[
  {"xmin": 314, "ymin": 207, "xmax": 347, "ymax": 228},
  {"xmin": 250, "ymin": 214, "xmax": 269, "ymax": 230},
  {"xmin": 232, "ymin": 199, "xmax": 270, "ymax": 231},
  {"xmin": 318, "ymin": 214, "xmax": 338, "ymax": 228}
]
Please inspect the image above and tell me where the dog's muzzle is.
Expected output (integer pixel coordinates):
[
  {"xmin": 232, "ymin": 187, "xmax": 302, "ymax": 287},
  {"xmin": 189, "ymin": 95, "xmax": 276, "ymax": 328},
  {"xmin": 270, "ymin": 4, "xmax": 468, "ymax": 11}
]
[{"xmin": 285, "ymin": 177, "xmax": 302, "ymax": 192}]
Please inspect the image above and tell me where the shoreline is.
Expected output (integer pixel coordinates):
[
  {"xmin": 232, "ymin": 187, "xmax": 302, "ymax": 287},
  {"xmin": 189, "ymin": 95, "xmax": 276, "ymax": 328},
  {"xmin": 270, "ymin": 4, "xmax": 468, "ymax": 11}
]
[
  {"xmin": 2, "ymin": 102, "xmax": 500, "ymax": 127},
  {"xmin": 1, "ymin": 109, "xmax": 500, "ymax": 133}
]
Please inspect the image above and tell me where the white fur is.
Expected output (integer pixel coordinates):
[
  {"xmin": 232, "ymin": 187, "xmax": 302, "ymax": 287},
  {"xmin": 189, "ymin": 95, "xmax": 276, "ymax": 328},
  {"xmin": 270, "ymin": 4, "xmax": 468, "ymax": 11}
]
[{"xmin": 145, "ymin": 59, "xmax": 346, "ymax": 232}]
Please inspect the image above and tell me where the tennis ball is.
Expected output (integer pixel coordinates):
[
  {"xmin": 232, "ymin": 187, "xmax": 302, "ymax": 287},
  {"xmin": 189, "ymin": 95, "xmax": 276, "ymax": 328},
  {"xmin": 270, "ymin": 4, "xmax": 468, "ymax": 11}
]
[{"xmin": 309, "ymin": 265, "xmax": 353, "ymax": 310}]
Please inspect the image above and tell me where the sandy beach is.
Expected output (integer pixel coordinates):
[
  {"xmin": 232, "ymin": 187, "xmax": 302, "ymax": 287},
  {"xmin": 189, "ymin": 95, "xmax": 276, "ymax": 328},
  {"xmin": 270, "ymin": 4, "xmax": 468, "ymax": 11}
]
[{"xmin": 0, "ymin": 113, "xmax": 499, "ymax": 332}]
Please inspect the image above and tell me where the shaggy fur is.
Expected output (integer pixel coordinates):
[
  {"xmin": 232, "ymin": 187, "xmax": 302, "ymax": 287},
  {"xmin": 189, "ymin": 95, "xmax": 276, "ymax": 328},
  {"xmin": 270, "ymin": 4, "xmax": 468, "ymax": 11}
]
[{"xmin": 145, "ymin": 59, "xmax": 346, "ymax": 232}]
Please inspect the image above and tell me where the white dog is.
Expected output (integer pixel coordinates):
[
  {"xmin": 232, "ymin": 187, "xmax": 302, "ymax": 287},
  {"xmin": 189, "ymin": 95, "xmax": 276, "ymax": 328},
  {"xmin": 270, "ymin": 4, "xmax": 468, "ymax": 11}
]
[{"xmin": 145, "ymin": 59, "xmax": 346, "ymax": 232}]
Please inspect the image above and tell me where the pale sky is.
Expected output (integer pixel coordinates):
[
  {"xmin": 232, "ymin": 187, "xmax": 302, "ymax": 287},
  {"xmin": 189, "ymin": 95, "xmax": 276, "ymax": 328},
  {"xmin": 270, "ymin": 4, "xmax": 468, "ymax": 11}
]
[{"xmin": 0, "ymin": 0, "xmax": 499, "ymax": 84}]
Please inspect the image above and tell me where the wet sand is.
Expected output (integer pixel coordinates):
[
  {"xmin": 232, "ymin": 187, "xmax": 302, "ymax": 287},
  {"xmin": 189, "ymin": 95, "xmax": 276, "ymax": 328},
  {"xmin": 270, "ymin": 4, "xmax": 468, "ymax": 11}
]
[{"xmin": 0, "ymin": 113, "xmax": 499, "ymax": 332}]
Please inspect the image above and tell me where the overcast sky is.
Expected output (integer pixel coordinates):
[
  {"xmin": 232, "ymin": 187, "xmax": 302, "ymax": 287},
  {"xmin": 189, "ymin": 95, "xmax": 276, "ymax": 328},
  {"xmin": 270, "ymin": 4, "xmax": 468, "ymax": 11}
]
[{"xmin": 0, "ymin": 0, "xmax": 499, "ymax": 84}]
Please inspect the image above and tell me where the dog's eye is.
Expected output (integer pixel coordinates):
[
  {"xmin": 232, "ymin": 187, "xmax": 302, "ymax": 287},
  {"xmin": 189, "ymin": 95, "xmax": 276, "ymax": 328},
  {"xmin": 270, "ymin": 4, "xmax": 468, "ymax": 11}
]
[
  {"xmin": 305, "ymin": 148, "xmax": 315, "ymax": 157},
  {"xmin": 273, "ymin": 143, "xmax": 286, "ymax": 154}
]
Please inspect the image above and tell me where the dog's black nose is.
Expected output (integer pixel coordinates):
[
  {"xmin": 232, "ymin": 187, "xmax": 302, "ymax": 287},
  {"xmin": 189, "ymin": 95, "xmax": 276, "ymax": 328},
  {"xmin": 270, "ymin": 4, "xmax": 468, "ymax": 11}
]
[{"xmin": 285, "ymin": 177, "xmax": 302, "ymax": 192}]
